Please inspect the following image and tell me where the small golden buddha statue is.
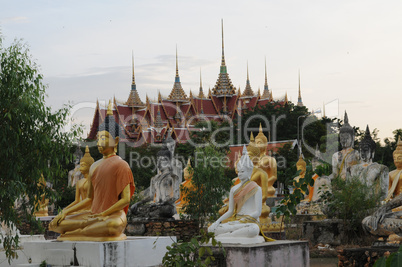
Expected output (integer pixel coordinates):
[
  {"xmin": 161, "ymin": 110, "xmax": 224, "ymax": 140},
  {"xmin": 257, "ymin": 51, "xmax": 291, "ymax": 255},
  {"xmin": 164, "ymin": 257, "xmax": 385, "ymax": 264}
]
[
  {"xmin": 34, "ymin": 174, "xmax": 49, "ymax": 217},
  {"xmin": 64, "ymin": 146, "xmax": 94, "ymax": 211},
  {"xmin": 49, "ymin": 100, "xmax": 135, "ymax": 241},
  {"xmin": 254, "ymin": 124, "xmax": 277, "ymax": 197},
  {"xmin": 175, "ymin": 158, "xmax": 194, "ymax": 214},
  {"xmin": 293, "ymin": 155, "xmax": 307, "ymax": 196},
  {"xmin": 385, "ymin": 137, "xmax": 402, "ymax": 202}
]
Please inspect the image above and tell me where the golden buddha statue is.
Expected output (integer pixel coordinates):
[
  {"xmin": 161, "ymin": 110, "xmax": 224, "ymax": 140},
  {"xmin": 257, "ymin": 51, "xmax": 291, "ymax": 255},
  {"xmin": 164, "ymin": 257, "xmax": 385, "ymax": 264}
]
[
  {"xmin": 34, "ymin": 174, "xmax": 49, "ymax": 217},
  {"xmin": 293, "ymin": 155, "xmax": 307, "ymax": 196},
  {"xmin": 49, "ymin": 100, "xmax": 135, "ymax": 241},
  {"xmin": 175, "ymin": 158, "xmax": 195, "ymax": 214},
  {"xmin": 385, "ymin": 137, "xmax": 402, "ymax": 202},
  {"xmin": 254, "ymin": 124, "xmax": 277, "ymax": 197},
  {"xmin": 64, "ymin": 146, "xmax": 94, "ymax": 211}
]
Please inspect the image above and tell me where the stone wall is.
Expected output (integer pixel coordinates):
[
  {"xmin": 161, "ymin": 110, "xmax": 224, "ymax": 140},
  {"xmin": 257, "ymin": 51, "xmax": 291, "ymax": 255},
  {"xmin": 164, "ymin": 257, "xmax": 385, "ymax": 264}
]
[{"xmin": 126, "ymin": 219, "xmax": 199, "ymax": 242}]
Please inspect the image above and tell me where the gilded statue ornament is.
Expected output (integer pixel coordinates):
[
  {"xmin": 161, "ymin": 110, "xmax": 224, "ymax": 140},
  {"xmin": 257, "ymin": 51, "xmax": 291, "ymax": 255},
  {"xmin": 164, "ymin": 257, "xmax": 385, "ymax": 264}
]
[
  {"xmin": 34, "ymin": 174, "xmax": 49, "ymax": 217},
  {"xmin": 175, "ymin": 158, "xmax": 194, "ymax": 214},
  {"xmin": 49, "ymin": 100, "xmax": 135, "ymax": 241}
]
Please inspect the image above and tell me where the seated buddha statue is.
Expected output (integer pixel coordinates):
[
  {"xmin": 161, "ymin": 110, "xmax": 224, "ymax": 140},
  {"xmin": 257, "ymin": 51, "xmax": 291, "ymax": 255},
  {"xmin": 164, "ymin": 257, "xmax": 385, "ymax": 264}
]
[
  {"xmin": 64, "ymin": 146, "xmax": 94, "ymax": 212},
  {"xmin": 34, "ymin": 174, "xmax": 49, "ymax": 217},
  {"xmin": 350, "ymin": 125, "xmax": 389, "ymax": 199},
  {"xmin": 385, "ymin": 137, "xmax": 402, "ymax": 202},
  {"xmin": 175, "ymin": 158, "xmax": 195, "ymax": 214},
  {"xmin": 293, "ymin": 154, "xmax": 307, "ymax": 197},
  {"xmin": 363, "ymin": 193, "xmax": 402, "ymax": 242},
  {"xmin": 130, "ymin": 147, "xmax": 180, "ymax": 219},
  {"xmin": 49, "ymin": 100, "xmax": 135, "ymax": 241},
  {"xmin": 331, "ymin": 111, "xmax": 359, "ymax": 180},
  {"xmin": 208, "ymin": 146, "xmax": 274, "ymax": 244}
]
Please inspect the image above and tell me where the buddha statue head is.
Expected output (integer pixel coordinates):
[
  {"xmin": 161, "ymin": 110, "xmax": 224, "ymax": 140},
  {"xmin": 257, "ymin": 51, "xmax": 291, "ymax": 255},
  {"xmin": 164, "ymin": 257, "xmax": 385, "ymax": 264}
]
[
  {"xmin": 393, "ymin": 137, "xmax": 402, "ymax": 170},
  {"xmin": 359, "ymin": 125, "xmax": 376, "ymax": 163},
  {"xmin": 97, "ymin": 100, "xmax": 120, "ymax": 156},
  {"xmin": 247, "ymin": 132, "xmax": 260, "ymax": 166},
  {"xmin": 157, "ymin": 147, "xmax": 172, "ymax": 172},
  {"xmin": 163, "ymin": 132, "xmax": 176, "ymax": 157},
  {"xmin": 79, "ymin": 146, "xmax": 94, "ymax": 176},
  {"xmin": 296, "ymin": 154, "xmax": 307, "ymax": 177},
  {"xmin": 255, "ymin": 124, "xmax": 268, "ymax": 155},
  {"xmin": 339, "ymin": 111, "xmax": 354, "ymax": 149},
  {"xmin": 237, "ymin": 145, "xmax": 254, "ymax": 182},
  {"xmin": 183, "ymin": 158, "xmax": 193, "ymax": 181}
]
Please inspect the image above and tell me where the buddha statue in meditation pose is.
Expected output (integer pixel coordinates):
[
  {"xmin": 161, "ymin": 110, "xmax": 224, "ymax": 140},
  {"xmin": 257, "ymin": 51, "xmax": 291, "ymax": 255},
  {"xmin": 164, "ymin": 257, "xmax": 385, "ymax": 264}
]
[
  {"xmin": 68, "ymin": 147, "xmax": 84, "ymax": 187},
  {"xmin": 208, "ymin": 146, "xmax": 274, "ymax": 244},
  {"xmin": 49, "ymin": 101, "xmax": 135, "ymax": 241},
  {"xmin": 350, "ymin": 126, "xmax": 389, "ymax": 199},
  {"xmin": 385, "ymin": 137, "xmax": 402, "ymax": 202},
  {"xmin": 175, "ymin": 158, "xmax": 194, "ymax": 214},
  {"xmin": 34, "ymin": 174, "xmax": 49, "ymax": 217},
  {"xmin": 64, "ymin": 146, "xmax": 94, "ymax": 211},
  {"xmin": 160, "ymin": 134, "xmax": 183, "ymax": 183},
  {"xmin": 331, "ymin": 112, "xmax": 359, "ymax": 180},
  {"xmin": 293, "ymin": 155, "xmax": 307, "ymax": 197},
  {"xmin": 130, "ymin": 146, "xmax": 180, "ymax": 218}
]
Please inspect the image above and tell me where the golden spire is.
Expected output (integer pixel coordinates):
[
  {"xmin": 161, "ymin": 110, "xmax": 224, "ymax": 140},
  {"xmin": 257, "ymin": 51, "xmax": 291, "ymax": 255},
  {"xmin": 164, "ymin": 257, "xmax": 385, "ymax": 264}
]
[
  {"xmin": 285, "ymin": 92, "xmax": 288, "ymax": 104},
  {"xmin": 258, "ymin": 87, "xmax": 261, "ymax": 97},
  {"xmin": 107, "ymin": 99, "xmax": 113, "ymax": 116},
  {"xmin": 297, "ymin": 69, "xmax": 303, "ymax": 107},
  {"xmin": 198, "ymin": 68, "xmax": 205, "ymax": 98},
  {"xmin": 261, "ymin": 57, "xmax": 270, "ymax": 99},
  {"xmin": 323, "ymin": 102, "xmax": 326, "ymax": 117},
  {"xmin": 242, "ymin": 62, "xmax": 254, "ymax": 97},
  {"xmin": 168, "ymin": 46, "xmax": 188, "ymax": 101},
  {"xmin": 189, "ymin": 90, "xmax": 193, "ymax": 98},
  {"xmin": 132, "ymin": 51, "xmax": 136, "ymax": 86},
  {"xmin": 158, "ymin": 91, "xmax": 162, "ymax": 103}
]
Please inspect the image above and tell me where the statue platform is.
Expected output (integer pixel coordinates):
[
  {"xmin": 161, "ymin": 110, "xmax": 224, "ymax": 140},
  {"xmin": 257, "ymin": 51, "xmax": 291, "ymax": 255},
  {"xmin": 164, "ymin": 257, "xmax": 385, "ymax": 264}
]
[
  {"xmin": 12, "ymin": 236, "xmax": 176, "ymax": 267},
  {"xmin": 207, "ymin": 240, "xmax": 309, "ymax": 267}
]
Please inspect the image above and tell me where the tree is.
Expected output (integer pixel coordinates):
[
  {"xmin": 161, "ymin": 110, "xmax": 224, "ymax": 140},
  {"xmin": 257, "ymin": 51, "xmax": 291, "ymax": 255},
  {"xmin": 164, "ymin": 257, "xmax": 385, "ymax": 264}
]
[
  {"xmin": 181, "ymin": 145, "xmax": 233, "ymax": 229},
  {"xmin": 0, "ymin": 37, "xmax": 80, "ymax": 261}
]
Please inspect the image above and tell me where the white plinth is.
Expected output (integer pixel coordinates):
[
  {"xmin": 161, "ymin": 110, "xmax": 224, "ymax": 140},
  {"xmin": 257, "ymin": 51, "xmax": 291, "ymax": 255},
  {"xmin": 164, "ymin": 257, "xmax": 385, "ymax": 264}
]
[
  {"xmin": 21, "ymin": 236, "xmax": 176, "ymax": 267},
  {"xmin": 215, "ymin": 235, "xmax": 265, "ymax": 245}
]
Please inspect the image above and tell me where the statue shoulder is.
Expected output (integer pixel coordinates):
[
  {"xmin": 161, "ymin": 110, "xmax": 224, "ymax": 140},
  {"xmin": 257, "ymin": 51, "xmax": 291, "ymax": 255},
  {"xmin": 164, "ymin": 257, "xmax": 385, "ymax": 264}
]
[{"xmin": 89, "ymin": 159, "xmax": 103, "ymax": 175}]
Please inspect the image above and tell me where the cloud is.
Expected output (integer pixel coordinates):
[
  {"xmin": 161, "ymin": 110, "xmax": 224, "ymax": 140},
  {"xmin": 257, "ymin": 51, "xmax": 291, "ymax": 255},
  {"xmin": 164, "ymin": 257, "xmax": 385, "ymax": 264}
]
[{"xmin": 1, "ymin": 16, "xmax": 29, "ymax": 24}]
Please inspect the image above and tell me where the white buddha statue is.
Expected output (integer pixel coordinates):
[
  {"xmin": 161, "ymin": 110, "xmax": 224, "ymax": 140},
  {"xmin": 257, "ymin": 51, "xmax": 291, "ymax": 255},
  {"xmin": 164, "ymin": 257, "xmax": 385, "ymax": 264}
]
[{"xmin": 208, "ymin": 145, "xmax": 274, "ymax": 244}]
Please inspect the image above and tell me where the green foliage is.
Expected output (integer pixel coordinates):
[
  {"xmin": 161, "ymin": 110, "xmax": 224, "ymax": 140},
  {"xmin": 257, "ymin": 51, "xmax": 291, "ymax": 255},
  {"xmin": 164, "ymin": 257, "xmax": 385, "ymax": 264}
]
[
  {"xmin": 320, "ymin": 175, "xmax": 382, "ymax": 236},
  {"xmin": 374, "ymin": 245, "xmax": 402, "ymax": 267},
  {"xmin": 0, "ymin": 36, "xmax": 81, "ymax": 261},
  {"xmin": 181, "ymin": 145, "xmax": 233, "ymax": 229},
  {"xmin": 162, "ymin": 230, "xmax": 224, "ymax": 267},
  {"xmin": 275, "ymin": 164, "xmax": 315, "ymax": 218}
]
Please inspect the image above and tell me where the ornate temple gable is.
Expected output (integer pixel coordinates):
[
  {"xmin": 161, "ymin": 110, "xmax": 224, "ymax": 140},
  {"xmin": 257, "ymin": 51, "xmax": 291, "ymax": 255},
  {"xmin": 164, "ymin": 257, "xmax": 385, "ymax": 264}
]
[
  {"xmin": 168, "ymin": 48, "xmax": 188, "ymax": 101},
  {"xmin": 125, "ymin": 54, "xmax": 145, "ymax": 107},
  {"xmin": 261, "ymin": 57, "xmax": 270, "ymax": 99},
  {"xmin": 297, "ymin": 70, "xmax": 304, "ymax": 107},
  {"xmin": 88, "ymin": 99, "xmax": 102, "ymax": 140},
  {"xmin": 113, "ymin": 98, "xmax": 134, "ymax": 139},
  {"xmin": 210, "ymin": 95, "xmax": 222, "ymax": 116},
  {"xmin": 242, "ymin": 63, "xmax": 254, "ymax": 97},
  {"xmin": 211, "ymin": 20, "xmax": 236, "ymax": 96}
]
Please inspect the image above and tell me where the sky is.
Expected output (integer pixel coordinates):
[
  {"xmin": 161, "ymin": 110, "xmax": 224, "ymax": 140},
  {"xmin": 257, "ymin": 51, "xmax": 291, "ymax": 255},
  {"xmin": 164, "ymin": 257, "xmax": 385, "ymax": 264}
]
[{"xmin": 1, "ymin": 0, "xmax": 401, "ymax": 142}]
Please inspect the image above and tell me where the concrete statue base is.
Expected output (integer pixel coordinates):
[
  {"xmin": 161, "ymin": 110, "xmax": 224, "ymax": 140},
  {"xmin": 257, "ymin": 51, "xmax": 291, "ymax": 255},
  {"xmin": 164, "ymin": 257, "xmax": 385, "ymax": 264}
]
[
  {"xmin": 208, "ymin": 240, "xmax": 309, "ymax": 267},
  {"xmin": 15, "ymin": 236, "xmax": 176, "ymax": 267},
  {"xmin": 214, "ymin": 235, "xmax": 265, "ymax": 245}
]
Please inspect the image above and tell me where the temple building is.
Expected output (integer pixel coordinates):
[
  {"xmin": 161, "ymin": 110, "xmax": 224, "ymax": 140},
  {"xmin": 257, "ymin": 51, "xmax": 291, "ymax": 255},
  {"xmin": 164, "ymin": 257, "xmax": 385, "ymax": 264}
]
[{"xmin": 88, "ymin": 22, "xmax": 296, "ymax": 145}]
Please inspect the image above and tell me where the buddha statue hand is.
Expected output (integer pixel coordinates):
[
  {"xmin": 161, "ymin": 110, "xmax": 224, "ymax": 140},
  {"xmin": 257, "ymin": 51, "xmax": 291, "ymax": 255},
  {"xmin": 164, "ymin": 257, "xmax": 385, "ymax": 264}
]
[
  {"xmin": 366, "ymin": 205, "xmax": 388, "ymax": 231},
  {"xmin": 54, "ymin": 211, "xmax": 67, "ymax": 225},
  {"xmin": 208, "ymin": 221, "xmax": 220, "ymax": 233}
]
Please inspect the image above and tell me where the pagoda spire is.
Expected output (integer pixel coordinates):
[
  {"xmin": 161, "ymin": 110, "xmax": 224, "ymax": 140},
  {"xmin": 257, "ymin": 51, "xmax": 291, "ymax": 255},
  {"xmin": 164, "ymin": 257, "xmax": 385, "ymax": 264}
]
[
  {"xmin": 125, "ymin": 53, "xmax": 145, "ymax": 107},
  {"xmin": 261, "ymin": 57, "xmax": 270, "ymax": 99},
  {"xmin": 220, "ymin": 19, "xmax": 226, "ymax": 72},
  {"xmin": 131, "ymin": 51, "xmax": 136, "ymax": 90},
  {"xmin": 212, "ymin": 19, "xmax": 236, "ymax": 96},
  {"xmin": 285, "ymin": 92, "xmax": 288, "ymax": 104},
  {"xmin": 168, "ymin": 46, "xmax": 188, "ymax": 101},
  {"xmin": 242, "ymin": 61, "xmax": 254, "ymax": 97},
  {"xmin": 198, "ymin": 68, "xmax": 205, "ymax": 98},
  {"xmin": 297, "ymin": 69, "xmax": 303, "ymax": 107}
]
